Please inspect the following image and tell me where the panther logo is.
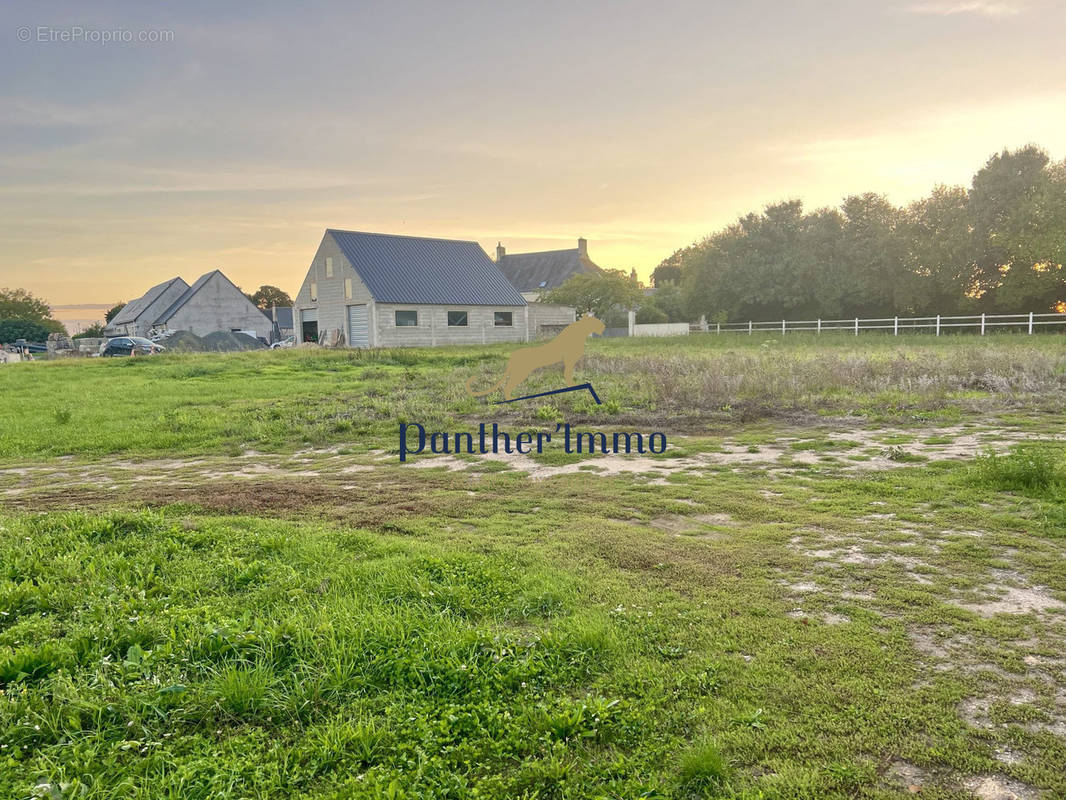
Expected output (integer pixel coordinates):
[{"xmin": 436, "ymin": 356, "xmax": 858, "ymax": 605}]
[{"xmin": 466, "ymin": 315, "xmax": 606, "ymax": 402}]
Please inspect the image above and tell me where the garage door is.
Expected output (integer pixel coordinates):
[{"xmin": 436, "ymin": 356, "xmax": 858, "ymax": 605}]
[{"xmin": 347, "ymin": 304, "xmax": 369, "ymax": 348}]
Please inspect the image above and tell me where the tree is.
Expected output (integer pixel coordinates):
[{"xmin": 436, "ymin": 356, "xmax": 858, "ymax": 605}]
[
  {"xmin": 0, "ymin": 318, "xmax": 51, "ymax": 344},
  {"xmin": 0, "ymin": 287, "xmax": 66, "ymax": 337},
  {"xmin": 0, "ymin": 288, "xmax": 52, "ymax": 321},
  {"xmin": 643, "ymin": 283, "xmax": 687, "ymax": 322},
  {"xmin": 247, "ymin": 285, "xmax": 293, "ymax": 310},
  {"xmin": 541, "ymin": 270, "xmax": 644, "ymax": 324},
  {"xmin": 659, "ymin": 145, "xmax": 1066, "ymax": 321},
  {"xmin": 104, "ymin": 303, "xmax": 127, "ymax": 323},
  {"xmin": 73, "ymin": 323, "xmax": 106, "ymax": 338}
]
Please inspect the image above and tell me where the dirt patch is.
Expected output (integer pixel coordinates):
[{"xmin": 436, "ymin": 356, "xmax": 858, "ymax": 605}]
[
  {"xmin": 963, "ymin": 774, "xmax": 1041, "ymax": 800},
  {"xmin": 954, "ymin": 584, "xmax": 1066, "ymax": 617},
  {"xmin": 1, "ymin": 474, "xmax": 478, "ymax": 528},
  {"xmin": 647, "ymin": 512, "xmax": 735, "ymax": 534},
  {"xmin": 884, "ymin": 760, "xmax": 934, "ymax": 794}
]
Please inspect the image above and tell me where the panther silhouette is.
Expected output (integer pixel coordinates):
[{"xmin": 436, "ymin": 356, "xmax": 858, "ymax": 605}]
[{"xmin": 466, "ymin": 315, "xmax": 605, "ymax": 401}]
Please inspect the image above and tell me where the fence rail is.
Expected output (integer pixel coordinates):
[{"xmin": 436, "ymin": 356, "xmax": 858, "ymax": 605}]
[{"xmin": 698, "ymin": 312, "xmax": 1066, "ymax": 336}]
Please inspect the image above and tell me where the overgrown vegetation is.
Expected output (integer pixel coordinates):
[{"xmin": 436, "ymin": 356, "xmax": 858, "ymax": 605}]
[
  {"xmin": 970, "ymin": 444, "xmax": 1065, "ymax": 496},
  {"xmin": 0, "ymin": 334, "xmax": 1063, "ymax": 460}
]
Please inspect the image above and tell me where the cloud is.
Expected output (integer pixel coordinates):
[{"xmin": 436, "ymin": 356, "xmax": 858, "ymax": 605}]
[{"xmin": 903, "ymin": 1, "xmax": 1023, "ymax": 17}]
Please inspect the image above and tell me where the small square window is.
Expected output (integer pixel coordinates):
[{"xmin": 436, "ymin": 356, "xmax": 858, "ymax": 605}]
[
  {"xmin": 447, "ymin": 311, "xmax": 468, "ymax": 327},
  {"xmin": 494, "ymin": 311, "xmax": 513, "ymax": 327},
  {"xmin": 325, "ymin": 257, "xmax": 333, "ymax": 278},
  {"xmin": 310, "ymin": 282, "xmax": 318, "ymax": 302},
  {"xmin": 344, "ymin": 278, "xmax": 352, "ymax": 299},
  {"xmin": 395, "ymin": 310, "xmax": 418, "ymax": 327}
]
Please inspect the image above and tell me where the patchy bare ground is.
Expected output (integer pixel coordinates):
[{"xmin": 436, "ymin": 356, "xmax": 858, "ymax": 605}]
[
  {"xmin": 1, "ymin": 423, "xmax": 1052, "ymax": 500},
  {"xmin": 2, "ymin": 418, "xmax": 1064, "ymax": 797}
]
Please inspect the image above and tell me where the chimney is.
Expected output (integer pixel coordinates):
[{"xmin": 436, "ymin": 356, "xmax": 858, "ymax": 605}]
[
  {"xmin": 577, "ymin": 237, "xmax": 588, "ymax": 257},
  {"xmin": 496, "ymin": 242, "xmax": 506, "ymax": 261}
]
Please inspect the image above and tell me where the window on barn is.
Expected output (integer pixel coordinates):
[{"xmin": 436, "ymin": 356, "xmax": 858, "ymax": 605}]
[
  {"xmin": 325, "ymin": 257, "xmax": 333, "ymax": 277},
  {"xmin": 493, "ymin": 311, "xmax": 513, "ymax": 327},
  {"xmin": 344, "ymin": 278, "xmax": 352, "ymax": 299},
  {"xmin": 447, "ymin": 311, "xmax": 468, "ymax": 327},
  {"xmin": 395, "ymin": 310, "xmax": 418, "ymax": 327},
  {"xmin": 310, "ymin": 282, "xmax": 318, "ymax": 302}
]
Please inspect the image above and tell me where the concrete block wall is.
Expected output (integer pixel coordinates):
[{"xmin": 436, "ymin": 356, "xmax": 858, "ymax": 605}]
[
  {"xmin": 165, "ymin": 272, "xmax": 272, "ymax": 340},
  {"xmin": 293, "ymin": 235, "xmax": 374, "ymax": 344},
  {"xmin": 374, "ymin": 304, "xmax": 528, "ymax": 347}
]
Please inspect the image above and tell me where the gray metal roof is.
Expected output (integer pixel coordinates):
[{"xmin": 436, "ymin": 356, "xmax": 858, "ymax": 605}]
[
  {"xmin": 497, "ymin": 249, "xmax": 602, "ymax": 292},
  {"xmin": 328, "ymin": 229, "xmax": 526, "ymax": 306},
  {"xmin": 110, "ymin": 277, "xmax": 189, "ymax": 325}
]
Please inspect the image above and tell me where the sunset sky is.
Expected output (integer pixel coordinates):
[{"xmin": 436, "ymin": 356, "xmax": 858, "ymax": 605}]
[{"xmin": 3, "ymin": 0, "xmax": 1065, "ymax": 316}]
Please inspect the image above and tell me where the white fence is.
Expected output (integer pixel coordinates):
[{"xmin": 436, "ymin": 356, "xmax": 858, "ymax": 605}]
[{"xmin": 700, "ymin": 312, "xmax": 1066, "ymax": 336}]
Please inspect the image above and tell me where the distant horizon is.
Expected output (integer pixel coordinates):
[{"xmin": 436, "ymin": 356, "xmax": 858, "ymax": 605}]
[{"xmin": 3, "ymin": 1, "xmax": 1065, "ymax": 306}]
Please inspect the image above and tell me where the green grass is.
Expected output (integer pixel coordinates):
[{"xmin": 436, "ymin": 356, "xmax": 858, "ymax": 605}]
[
  {"xmin": 1, "ymin": 335, "xmax": 1066, "ymax": 797},
  {"xmin": 0, "ymin": 333, "xmax": 1063, "ymax": 461}
]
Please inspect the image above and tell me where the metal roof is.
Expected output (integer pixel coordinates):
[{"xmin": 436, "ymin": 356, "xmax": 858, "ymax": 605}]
[
  {"xmin": 110, "ymin": 277, "xmax": 189, "ymax": 325},
  {"xmin": 327, "ymin": 229, "xmax": 526, "ymax": 306},
  {"xmin": 497, "ymin": 248, "xmax": 602, "ymax": 292}
]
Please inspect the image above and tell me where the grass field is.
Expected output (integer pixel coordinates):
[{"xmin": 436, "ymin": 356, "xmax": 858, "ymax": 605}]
[{"xmin": 1, "ymin": 334, "xmax": 1065, "ymax": 799}]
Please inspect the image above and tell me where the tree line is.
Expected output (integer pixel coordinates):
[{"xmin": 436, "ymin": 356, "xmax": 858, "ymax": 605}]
[{"xmin": 650, "ymin": 145, "xmax": 1066, "ymax": 323}]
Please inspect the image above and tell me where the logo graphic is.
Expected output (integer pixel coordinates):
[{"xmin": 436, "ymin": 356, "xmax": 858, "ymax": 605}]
[{"xmin": 465, "ymin": 315, "xmax": 606, "ymax": 403}]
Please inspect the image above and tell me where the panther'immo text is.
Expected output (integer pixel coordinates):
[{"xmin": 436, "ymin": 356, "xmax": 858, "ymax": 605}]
[{"xmin": 399, "ymin": 422, "xmax": 667, "ymax": 462}]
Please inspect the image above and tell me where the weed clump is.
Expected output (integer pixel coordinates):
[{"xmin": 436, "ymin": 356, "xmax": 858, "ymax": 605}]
[
  {"xmin": 970, "ymin": 444, "xmax": 1064, "ymax": 495},
  {"xmin": 677, "ymin": 739, "xmax": 731, "ymax": 795}
]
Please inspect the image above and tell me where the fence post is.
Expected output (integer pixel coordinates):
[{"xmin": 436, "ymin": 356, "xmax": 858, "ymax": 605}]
[
  {"xmin": 936, "ymin": 315, "xmax": 941, "ymax": 336},
  {"xmin": 781, "ymin": 319, "xmax": 786, "ymax": 335},
  {"xmin": 748, "ymin": 320, "xmax": 752, "ymax": 335},
  {"xmin": 1028, "ymin": 311, "xmax": 1033, "ymax": 335},
  {"xmin": 981, "ymin": 313, "xmax": 986, "ymax": 335},
  {"xmin": 854, "ymin": 317, "xmax": 859, "ymax": 336},
  {"xmin": 817, "ymin": 318, "xmax": 821, "ymax": 334},
  {"xmin": 894, "ymin": 316, "xmax": 898, "ymax": 336},
  {"xmin": 716, "ymin": 322, "xmax": 720, "ymax": 334}
]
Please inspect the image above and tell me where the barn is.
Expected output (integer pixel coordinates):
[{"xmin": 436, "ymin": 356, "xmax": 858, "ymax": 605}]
[
  {"xmin": 152, "ymin": 270, "xmax": 272, "ymax": 340},
  {"xmin": 104, "ymin": 277, "xmax": 190, "ymax": 337},
  {"xmin": 293, "ymin": 230, "xmax": 529, "ymax": 348}
]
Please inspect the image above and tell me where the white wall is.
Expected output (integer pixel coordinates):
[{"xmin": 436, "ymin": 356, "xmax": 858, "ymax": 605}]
[{"xmin": 634, "ymin": 322, "xmax": 690, "ymax": 337}]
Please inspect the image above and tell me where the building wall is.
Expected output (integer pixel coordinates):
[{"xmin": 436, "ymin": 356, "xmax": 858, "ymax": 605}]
[
  {"xmin": 374, "ymin": 304, "xmax": 528, "ymax": 347},
  {"xmin": 163, "ymin": 273, "xmax": 272, "ymax": 339},
  {"xmin": 293, "ymin": 234, "xmax": 374, "ymax": 344},
  {"xmin": 527, "ymin": 303, "xmax": 576, "ymax": 338},
  {"xmin": 294, "ymin": 232, "xmax": 530, "ymax": 348}
]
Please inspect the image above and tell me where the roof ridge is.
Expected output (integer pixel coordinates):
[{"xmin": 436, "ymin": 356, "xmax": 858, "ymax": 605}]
[
  {"xmin": 500, "ymin": 247, "xmax": 580, "ymax": 258},
  {"xmin": 328, "ymin": 229, "xmax": 480, "ymax": 246}
]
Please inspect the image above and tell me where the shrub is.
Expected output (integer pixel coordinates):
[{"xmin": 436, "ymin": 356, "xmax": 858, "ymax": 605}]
[{"xmin": 970, "ymin": 444, "xmax": 1064, "ymax": 494}]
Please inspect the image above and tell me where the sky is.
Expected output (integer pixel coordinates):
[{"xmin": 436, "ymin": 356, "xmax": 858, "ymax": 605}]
[{"xmin": 3, "ymin": 0, "xmax": 1066, "ymax": 316}]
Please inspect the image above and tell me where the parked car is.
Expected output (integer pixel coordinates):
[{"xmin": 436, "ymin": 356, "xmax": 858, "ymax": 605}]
[
  {"xmin": 102, "ymin": 336, "xmax": 166, "ymax": 357},
  {"xmin": 270, "ymin": 335, "xmax": 296, "ymax": 350}
]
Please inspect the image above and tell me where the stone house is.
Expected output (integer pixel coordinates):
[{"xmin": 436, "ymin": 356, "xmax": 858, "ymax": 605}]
[{"xmin": 494, "ymin": 237, "xmax": 604, "ymax": 302}]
